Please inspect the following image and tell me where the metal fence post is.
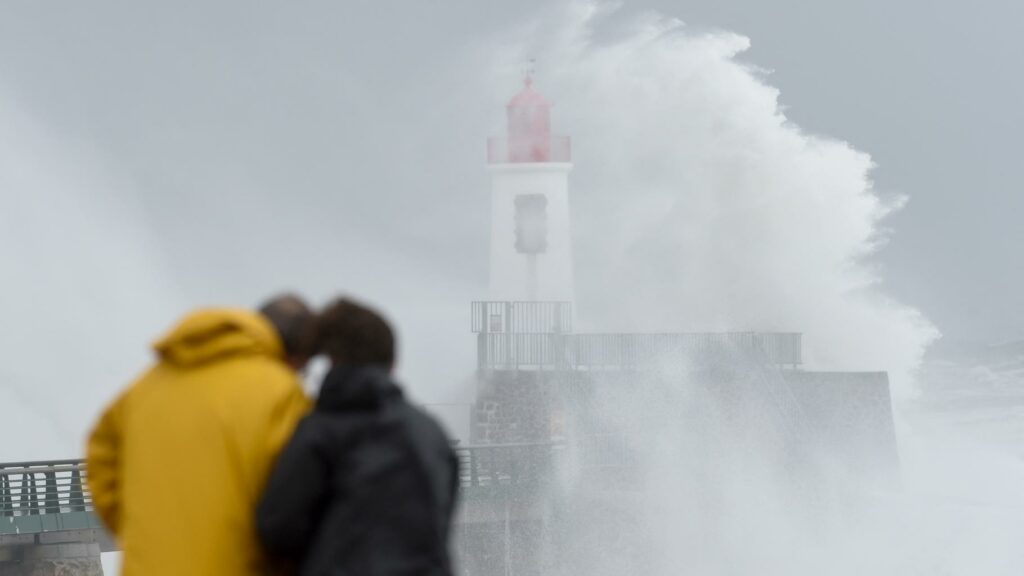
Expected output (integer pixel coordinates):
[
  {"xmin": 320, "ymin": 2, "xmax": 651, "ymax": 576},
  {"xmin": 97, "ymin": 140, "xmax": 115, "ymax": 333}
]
[
  {"xmin": 469, "ymin": 448, "xmax": 479, "ymax": 487},
  {"xmin": 21, "ymin": 473, "xmax": 39, "ymax": 515},
  {"xmin": 44, "ymin": 471, "xmax": 59, "ymax": 514},
  {"xmin": 0, "ymin": 472, "xmax": 10, "ymax": 517},
  {"xmin": 70, "ymin": 468, "xmax": 85, "ymax": 512}
]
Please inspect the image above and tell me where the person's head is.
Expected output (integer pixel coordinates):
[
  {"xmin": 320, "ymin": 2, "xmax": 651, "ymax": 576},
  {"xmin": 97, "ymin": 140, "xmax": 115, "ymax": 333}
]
[
  {"xmin": 317, "ymin": 297, "xmax": 396, "ymax": 370},
  {"xmin": 258, "ymin": 293, "xmax": 317, "ymax": 371}
]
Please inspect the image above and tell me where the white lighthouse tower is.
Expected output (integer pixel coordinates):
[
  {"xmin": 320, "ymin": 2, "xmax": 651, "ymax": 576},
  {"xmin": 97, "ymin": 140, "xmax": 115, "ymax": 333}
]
[{"xmin": 487, "ymin": 76, "xmax": 574, "ymax": 303}]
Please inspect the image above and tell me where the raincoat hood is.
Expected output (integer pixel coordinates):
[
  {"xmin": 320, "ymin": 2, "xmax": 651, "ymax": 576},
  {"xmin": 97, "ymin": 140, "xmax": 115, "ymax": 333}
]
[{"xmin": 153, "ymin": 308, "xmax": 283, "ymax": 366}]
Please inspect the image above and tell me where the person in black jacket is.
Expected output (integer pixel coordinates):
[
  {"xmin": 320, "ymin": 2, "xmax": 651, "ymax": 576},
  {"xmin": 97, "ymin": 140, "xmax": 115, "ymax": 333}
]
[{"xmin": 257, "ymin": 297, "xmax": 459, "ymax": 576}]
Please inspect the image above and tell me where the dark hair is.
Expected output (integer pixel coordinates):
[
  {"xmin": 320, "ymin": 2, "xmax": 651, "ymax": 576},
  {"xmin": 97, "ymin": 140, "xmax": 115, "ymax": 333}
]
[
  {"xmin": 258, "ymin": 293, "xmax": 317, "ymax": 362},
  {"xmin": 317, "ymin": 298, "xmax": 396, "ymax": 368}
]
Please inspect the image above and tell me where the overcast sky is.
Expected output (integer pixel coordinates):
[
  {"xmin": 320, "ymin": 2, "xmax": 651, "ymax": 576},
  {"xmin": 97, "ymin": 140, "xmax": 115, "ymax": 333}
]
[{"xmin": 2, "ymin": 0, "xmax": 1019, "ymax": 349}]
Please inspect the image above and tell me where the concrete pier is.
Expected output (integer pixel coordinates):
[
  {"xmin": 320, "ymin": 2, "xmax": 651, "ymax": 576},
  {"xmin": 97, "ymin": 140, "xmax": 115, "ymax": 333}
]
[{"xmin": 0, "ymin": 543, "xmax": 102, "ymax": 576}]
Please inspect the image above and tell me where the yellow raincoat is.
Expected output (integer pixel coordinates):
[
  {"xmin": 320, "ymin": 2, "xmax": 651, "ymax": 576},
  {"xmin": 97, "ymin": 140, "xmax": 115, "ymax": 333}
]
[{"xmin": 86, "ymin": 308, "xmax": 310, "ymax": 576}]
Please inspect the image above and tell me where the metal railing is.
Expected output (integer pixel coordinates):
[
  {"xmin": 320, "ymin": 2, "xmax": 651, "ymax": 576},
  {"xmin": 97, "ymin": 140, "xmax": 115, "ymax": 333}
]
[
  {"xmin": 0, "ymin": 444, "xmax": 559, "ymax": 519},
  {"xmin": 472, "ymin": 301, "xmax": 573, "ymax": 335},
  {"xmin": 477, "ymin": 331, "xmax": 802, "ymax": 370},
  {"xmin": 455, "ymin": 443, "xmax": 559, "ymax": 489},
  {"xmin": 0, "ymin": 460, "xmax": 90, "ymax": 517},
  {"xmin": 571, "ymin": 332, "xmax": 803, "ymax": 368},
  {"xmin": 487, "ymin": 135, "xmax": 571, "ymax": 164}
]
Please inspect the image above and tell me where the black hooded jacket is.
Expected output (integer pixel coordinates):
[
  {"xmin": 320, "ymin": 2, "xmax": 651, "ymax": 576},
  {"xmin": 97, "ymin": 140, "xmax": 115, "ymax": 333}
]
[{"xmin": 256, "ymin": 366, "xmax": 459, "ymax": 576}]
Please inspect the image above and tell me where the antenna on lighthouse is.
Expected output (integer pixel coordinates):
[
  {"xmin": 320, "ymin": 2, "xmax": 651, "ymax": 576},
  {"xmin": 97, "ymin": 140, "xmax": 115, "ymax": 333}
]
[{"xmin": 523, "ymin": 58, "xmax": 536, "ymax": 86}]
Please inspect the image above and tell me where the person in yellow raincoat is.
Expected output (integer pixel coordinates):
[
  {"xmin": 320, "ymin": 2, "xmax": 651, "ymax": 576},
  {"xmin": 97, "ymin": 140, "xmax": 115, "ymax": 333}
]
[{"xmin": 86, "ymin": 295, "xmax": 314, "ymax": 576}]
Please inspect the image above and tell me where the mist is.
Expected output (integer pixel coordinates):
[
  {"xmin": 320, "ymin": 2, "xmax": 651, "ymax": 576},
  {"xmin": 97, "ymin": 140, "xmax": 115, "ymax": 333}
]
[
  {"xmin": 1, "ymin": 1, "xmax": 1022, "ymax": 574},
  {"xmin": 474, "ymin": 5, "xmax": 1018, "ymax": 573},
  {"xmin": 485, "ymin": 3, "xmax": 938, "ymax": 398},
  {"xmin": 0, "ymin": 92, "xmax": 183, "ymax": 459}
]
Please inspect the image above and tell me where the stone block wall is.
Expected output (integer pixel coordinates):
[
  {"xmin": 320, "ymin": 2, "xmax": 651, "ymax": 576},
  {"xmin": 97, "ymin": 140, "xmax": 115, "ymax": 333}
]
[{"xmin": 472, "ymin": 371, "xmax": 569, "ymax": 444}]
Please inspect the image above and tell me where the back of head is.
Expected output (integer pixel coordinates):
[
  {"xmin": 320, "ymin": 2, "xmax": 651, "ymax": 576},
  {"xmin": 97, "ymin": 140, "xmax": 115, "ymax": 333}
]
[
  {"xmin": 259, "ymin": 294, "xmax": 317, "ymax": 368},
  {"xmin": 318, "ymin": 298, "xmax": 396, "ymax": 369}
]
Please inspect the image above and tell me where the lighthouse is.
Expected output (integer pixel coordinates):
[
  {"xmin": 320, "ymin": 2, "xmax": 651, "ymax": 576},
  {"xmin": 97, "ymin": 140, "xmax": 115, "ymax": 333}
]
[{"xmin": 487, "ymin": 75, "xmax": 574, "ymax": 303}]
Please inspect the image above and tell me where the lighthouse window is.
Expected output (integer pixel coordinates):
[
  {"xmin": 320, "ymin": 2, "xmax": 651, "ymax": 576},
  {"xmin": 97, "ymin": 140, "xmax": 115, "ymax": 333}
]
[{"xmin": 514, "ymin": 194, "xmax": 548, "ymax": 254}]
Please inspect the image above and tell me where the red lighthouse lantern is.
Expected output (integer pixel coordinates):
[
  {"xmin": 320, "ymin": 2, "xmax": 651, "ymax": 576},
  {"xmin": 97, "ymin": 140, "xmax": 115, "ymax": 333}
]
[{"xmin": 506, "ymin": 75, "xmax": 552, "ymax": 162}]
